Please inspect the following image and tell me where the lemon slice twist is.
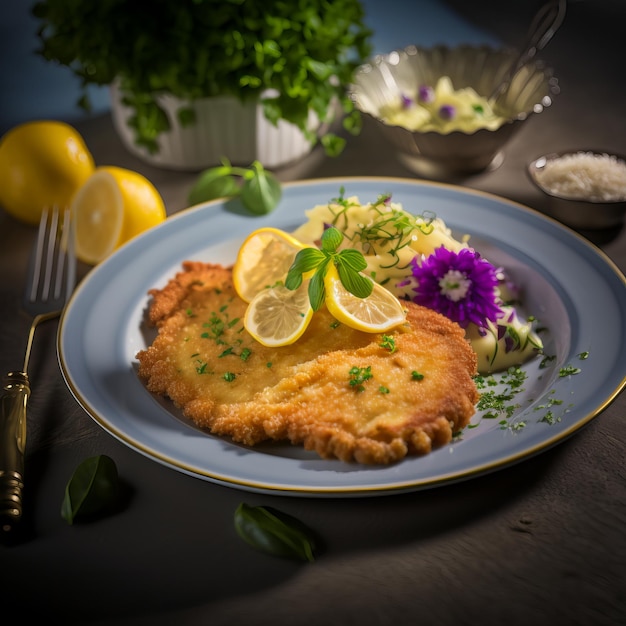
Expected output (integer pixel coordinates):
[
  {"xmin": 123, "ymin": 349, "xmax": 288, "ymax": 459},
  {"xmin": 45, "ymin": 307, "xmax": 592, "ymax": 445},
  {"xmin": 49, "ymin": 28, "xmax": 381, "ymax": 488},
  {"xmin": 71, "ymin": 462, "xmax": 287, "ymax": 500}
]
[{"xmin": 324, "ymin": 264, "xmax": 407, "ymax": 333}]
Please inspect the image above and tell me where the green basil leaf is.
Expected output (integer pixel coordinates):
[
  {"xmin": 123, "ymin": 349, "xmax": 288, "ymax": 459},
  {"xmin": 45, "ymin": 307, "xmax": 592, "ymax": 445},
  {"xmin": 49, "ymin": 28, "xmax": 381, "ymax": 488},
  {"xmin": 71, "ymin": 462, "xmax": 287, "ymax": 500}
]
[
  {"xmin": 336, "ymin": 263, "xmax": 373, "ymax": 299},
  {"xmin": 240, "ymin": 162, "xmax": 282, "ymax": 215},
  {"xmin": 308, "ymin": 260, "xmax": 330, "ymax": 311},
  {"xmin": 234, "ymin": 503, "xmax": 316, "ymax": 562},
  {"xmin": 320, "ymin": 227, "xmax": 343, "ymax": 252},
  {"xmin": 187, "ymin": 167, "xmax": 240, "ymax": 206},
  {"xmin": 285, "ymin": 268, "xmax": 303, "ymax": 291},
  {"xmin": 285, "ymin": 248, "xmax": 326, "ymax": 290},
  {"xmin": 61, "ymin": 455, "xmax": 120, "ymax": 525},
  {"xmin": 338, "ymin": 248, "xmax": 368, "ymax": 272}
]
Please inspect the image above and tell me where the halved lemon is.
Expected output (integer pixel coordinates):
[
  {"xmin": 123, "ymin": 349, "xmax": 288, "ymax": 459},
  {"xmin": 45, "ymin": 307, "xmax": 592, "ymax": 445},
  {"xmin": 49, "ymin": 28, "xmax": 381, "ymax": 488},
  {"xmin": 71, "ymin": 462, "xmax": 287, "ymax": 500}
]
[
  {"xmin": 324, "ymin": 264, "xmax": 407, "ymax": 332},
  {"xmin": 71, "ymin": 166, "xmax": 166, "ymax": 264},
  {"xmin": 244, "ymin": 281, "xmax": 314, "ymax": 347},
  {"xmin": 233, "ymin": 227, "xmax": 308, "ymax": 302}
]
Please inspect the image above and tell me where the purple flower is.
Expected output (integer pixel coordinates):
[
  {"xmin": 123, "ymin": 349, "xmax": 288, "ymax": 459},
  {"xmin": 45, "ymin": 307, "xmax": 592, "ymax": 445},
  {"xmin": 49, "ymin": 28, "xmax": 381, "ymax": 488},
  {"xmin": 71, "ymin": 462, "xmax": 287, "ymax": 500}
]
[
  {"xmin": 403, "ymin": 247, "xmax": 501, "ymax": 328},
  {"xmin": 418, "ymin": 85, "xmax": 434, "ymax": 103},
  {"xmin": 439, "ymin": 104, "xmax": 456, "ymax": 120}
]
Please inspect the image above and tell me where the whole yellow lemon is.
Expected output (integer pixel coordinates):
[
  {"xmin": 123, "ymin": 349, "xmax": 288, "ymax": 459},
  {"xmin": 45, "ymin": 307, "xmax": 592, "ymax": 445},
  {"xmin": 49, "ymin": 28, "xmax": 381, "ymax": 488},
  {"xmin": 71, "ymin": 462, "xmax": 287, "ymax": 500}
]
[{"xmin": 0, "ymin": 120, "xmax": 95, "ymax": 225}]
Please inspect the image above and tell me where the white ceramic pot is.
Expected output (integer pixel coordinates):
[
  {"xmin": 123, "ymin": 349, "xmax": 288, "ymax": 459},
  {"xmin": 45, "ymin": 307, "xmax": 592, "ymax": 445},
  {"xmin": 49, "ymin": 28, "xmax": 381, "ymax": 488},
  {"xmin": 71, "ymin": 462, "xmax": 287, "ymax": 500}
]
[{"xmin": 109, "ymin": 82, "xmax": 316, "ymax": 171}]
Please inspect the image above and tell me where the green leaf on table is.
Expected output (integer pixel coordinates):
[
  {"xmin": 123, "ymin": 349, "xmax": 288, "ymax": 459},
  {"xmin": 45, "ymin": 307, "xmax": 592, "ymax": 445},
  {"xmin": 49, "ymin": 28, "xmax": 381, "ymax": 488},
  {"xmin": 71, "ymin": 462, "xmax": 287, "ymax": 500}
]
[
  {"xmin": 240, "ymin": 161, "xmax": 282, "ymax": 215},
  {"xmin": 187, "ymin": 159, "xmax": 282, "ymax": 215},
  {"xmin": 187, "ymin": 166, "xmax": 241, "ymax": 206},
  {"xmin": 234, "ymin": 503, "xmax": 316, "ymax": 562},
  {"xmin": 61, "ymin": 455, "xmax": 120, "ymax": 525}
]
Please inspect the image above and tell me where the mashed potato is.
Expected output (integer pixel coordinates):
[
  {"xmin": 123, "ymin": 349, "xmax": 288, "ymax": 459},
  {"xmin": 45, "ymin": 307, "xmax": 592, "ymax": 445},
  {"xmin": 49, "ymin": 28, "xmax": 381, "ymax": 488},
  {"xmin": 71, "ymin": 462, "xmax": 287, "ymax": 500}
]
[{"xmin": 292, "ymin": 194, "xmax": 542, "ymax": 373}]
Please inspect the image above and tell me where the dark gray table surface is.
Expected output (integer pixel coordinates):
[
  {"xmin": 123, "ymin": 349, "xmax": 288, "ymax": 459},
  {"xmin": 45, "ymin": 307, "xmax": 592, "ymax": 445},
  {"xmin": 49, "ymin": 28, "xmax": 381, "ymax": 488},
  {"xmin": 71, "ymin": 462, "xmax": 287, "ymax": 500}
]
[{"xmin": 1, "ymin": 2, "xmax": 625, "ymax": 624}]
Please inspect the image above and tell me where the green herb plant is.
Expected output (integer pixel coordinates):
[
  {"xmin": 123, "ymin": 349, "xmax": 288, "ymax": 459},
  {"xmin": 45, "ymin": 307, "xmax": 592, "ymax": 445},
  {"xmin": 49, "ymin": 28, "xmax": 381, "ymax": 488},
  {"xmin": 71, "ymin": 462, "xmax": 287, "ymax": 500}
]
[
  {"xmin": 286, "ymin": 226, "xmax": 372, "ymax": 310},
  {"xmin": 61, "ymin": 455, "xmax": 120, "ymax": 524},
  {"xmin": 32, "ymin": 0, "xmax": 373, "ymax": 155},
  {"xmin": 234, "ymin": 503, "xmax": 316, "ymax": 562},
  {"xmin": 187, "ymin": 158, "xmax": 282, "ymax": 215}
]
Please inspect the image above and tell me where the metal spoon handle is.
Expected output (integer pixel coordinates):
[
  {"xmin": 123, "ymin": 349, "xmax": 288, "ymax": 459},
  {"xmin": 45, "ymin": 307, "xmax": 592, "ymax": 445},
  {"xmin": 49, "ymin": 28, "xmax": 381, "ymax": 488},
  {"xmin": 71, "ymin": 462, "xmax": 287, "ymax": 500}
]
[{"xmin": 491, "ymin": 0, "xmax": 567, "ymax": 102}]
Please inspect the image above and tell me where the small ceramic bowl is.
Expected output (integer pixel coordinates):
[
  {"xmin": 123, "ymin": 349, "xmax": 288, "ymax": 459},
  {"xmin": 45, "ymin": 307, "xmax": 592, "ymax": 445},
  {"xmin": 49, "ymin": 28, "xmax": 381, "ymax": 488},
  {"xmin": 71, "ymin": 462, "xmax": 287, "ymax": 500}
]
[
  {"xmin": 527, "ymin": 150, "xmax": 626, "ymax": 230},
  {"xmin": 349, "ymin": 44, "xmax": 559, "ymax": 178}
]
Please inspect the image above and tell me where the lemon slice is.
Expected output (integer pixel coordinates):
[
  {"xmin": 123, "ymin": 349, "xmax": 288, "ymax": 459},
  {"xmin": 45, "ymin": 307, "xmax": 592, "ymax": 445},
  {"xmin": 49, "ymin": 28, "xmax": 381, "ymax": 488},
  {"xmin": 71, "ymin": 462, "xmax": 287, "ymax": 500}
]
[
  {"xmin": 324, "ymin": 264, "xmax": 407, "ymax": 332},
  {"xmin": 71, "ymin": 166, "xmax": 166, "ymax": 264},
  {"xmin": 244, "ymin": 281, "xmax": 314, "ymax": 347},
  {"xmin": 233, "ymin": 227, "xmax": 308, "ymax": 302}
]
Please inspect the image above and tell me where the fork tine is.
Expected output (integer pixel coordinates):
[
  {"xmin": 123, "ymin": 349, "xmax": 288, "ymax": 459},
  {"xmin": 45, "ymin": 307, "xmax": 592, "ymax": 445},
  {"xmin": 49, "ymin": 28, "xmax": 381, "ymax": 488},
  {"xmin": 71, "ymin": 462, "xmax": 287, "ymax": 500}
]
[
  {"xmin": 41, "ymin": 205, "xmax": 59, "ymax": 303},
  {"xmin": 28, "ymin": 207, "xmax": 49, "ymax": 303},
  {"xmin": 51, "ymin": 207, "xmax": 71, "ymax": 301},
  {"xmin": 25, "ymin": 206, "xmax": 75, "ymax": 312},
  {"xmin": 59, "ymin": 207, "xmax": 75, "ymax": 302}
]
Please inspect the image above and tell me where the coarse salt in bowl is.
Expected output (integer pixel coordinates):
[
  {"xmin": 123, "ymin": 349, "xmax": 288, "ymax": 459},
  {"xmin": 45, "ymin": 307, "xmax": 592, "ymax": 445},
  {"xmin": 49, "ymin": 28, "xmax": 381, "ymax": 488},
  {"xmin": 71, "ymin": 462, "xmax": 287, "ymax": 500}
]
[{"xmin": 528, "ymin": 150, "xmax": 626, "ymax": 230}]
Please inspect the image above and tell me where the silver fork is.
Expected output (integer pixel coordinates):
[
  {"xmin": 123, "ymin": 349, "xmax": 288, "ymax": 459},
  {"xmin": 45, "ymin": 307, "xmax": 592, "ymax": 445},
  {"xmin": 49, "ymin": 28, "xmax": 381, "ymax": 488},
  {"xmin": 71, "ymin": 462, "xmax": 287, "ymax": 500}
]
[{"xmin": 1, "ymin": 206, "xmax": 76, "ymax": 533}]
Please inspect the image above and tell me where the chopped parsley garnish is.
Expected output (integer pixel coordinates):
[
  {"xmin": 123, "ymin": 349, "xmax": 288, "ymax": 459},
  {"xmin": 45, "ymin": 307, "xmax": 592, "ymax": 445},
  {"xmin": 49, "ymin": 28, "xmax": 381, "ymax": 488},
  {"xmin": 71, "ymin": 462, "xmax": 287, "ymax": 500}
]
[
  {"xmin": 348, "ymin": 366, "xmax": 373, "ymax": 392},
  {"xmin": 379, "ymin": 335, "xmax": 396, "ymax": 352},
  {"xmin": 195, "ymin": 360, "xmax": 209, "ymax": 375},
  {"xmin": 474, "ymin": 367, "xmax": 527, "ymax": 421},
  {"xmin": 539, "ymin": 354, "xmax": 556, "ymax": 369},
  {"xmin": 411, "ymin": 370, "xmax": 425, "ymax": 381}
]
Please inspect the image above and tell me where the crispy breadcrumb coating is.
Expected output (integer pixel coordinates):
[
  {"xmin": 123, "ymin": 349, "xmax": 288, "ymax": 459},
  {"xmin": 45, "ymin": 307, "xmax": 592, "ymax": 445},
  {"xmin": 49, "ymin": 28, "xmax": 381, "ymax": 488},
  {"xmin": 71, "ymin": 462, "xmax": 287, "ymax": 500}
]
[{"xmin": 136, "ymin": 262, "xmax": 479, "ymax": 464}]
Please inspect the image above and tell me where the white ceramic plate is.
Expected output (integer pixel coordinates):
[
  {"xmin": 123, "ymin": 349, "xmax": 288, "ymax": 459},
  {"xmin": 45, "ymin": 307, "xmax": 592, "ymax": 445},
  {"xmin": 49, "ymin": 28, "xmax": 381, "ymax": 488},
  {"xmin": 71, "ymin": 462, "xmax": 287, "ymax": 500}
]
[{"xmin": 58, "ymin": 178, "xmax": 626, "ymax": 496}]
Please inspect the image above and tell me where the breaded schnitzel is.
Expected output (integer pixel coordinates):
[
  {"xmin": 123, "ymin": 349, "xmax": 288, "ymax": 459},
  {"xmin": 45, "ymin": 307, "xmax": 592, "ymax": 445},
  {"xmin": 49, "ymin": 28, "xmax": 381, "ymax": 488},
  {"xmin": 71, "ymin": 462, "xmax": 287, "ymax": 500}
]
[{"xmin": 136, "ymin": 261, "xmax": 479, "ymax": 464}]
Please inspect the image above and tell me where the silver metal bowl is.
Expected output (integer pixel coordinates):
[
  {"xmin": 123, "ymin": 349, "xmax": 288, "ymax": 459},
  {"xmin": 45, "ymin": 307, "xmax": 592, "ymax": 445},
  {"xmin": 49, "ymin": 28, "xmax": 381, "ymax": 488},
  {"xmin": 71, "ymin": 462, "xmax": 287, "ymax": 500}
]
[
  {"xmin": 527, "ymin": 150, "xmax": 626, "ymax": 230},
  {"xmin": 349, "ymin": 44, "xmax": 559, "ymax": 178}
]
